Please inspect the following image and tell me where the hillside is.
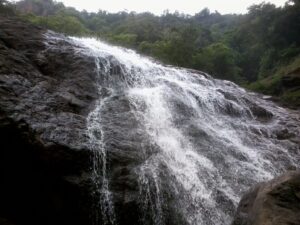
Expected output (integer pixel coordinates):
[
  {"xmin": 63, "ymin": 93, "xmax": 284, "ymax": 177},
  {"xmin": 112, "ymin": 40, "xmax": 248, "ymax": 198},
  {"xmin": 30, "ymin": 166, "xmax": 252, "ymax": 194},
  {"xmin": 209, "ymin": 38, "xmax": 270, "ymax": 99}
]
[{"xmin": 1, "ymin": 0, "xmax": 300, "ymax": 108}]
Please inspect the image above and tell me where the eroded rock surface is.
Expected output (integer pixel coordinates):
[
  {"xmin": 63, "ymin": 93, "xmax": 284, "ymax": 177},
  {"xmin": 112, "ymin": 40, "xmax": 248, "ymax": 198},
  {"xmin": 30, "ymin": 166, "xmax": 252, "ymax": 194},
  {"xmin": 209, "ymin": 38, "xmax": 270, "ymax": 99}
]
[{"xmin": 0, "ymin": 16, "xmax": 99, "ymax": 225}]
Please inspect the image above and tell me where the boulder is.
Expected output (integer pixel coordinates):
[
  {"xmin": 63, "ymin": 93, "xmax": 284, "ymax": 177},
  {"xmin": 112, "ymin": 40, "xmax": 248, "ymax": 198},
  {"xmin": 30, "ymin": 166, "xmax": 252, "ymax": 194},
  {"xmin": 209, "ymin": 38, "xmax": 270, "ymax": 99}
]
[{"xmin": 232, "ymin": 171, "xmax": 300, "ymax": 225}]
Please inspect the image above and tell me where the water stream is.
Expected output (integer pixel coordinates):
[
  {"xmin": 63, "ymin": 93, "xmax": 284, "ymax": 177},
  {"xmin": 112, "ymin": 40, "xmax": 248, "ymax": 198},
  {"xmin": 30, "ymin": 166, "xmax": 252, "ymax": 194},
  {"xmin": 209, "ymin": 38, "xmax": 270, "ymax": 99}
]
[{"xmin": 68, "ymin": 37, "xmax": 300, "ymax": 225}]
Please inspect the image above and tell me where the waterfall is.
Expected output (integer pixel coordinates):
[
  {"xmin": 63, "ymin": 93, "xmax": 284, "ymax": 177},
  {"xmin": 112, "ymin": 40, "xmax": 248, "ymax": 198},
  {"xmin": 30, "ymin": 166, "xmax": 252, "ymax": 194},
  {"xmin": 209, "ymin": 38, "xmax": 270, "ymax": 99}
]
[
  {"xmin": 68, "ymin": 37, "xmax": 299, "ymax": 225},
  {"xmin": 86, "ymin": 69, "xmax": 117, "ymax": 224}
]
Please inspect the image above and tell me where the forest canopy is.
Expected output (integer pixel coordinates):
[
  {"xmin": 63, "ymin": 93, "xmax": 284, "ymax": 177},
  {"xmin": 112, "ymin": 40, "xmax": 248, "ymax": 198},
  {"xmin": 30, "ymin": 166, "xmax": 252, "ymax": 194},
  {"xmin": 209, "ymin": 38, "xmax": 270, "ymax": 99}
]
[{"xmin": 1, "ymin": 0, "xmax": 300, "ymax": 106}]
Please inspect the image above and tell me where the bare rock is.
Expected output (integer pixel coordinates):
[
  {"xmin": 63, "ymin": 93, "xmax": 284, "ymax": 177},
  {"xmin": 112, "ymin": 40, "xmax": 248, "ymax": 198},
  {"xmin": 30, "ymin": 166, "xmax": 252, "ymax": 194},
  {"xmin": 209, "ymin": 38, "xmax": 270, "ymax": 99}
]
[{"xmin": 232, "ymin": 171, "xmax": 300, "ymax": 225}]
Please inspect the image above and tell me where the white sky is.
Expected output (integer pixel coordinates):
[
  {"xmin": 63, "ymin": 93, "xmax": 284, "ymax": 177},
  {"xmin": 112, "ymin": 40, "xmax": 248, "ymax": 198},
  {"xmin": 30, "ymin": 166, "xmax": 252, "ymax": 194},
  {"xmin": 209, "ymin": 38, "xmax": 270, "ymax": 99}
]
[{"xmin": 58, "ymin": 0, "xmax": 287, "ymax": 15}]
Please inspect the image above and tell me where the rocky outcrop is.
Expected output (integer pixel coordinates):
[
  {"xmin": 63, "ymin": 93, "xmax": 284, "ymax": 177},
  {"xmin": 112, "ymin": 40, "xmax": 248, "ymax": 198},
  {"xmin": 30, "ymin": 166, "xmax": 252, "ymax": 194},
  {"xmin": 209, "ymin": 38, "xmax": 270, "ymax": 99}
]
[
  {"xmin": 232, "ymin": 171, "xmax": 300, "ymax": 225},
  {"xmin": 0, "ymin": 16, "xmax": 99, "ymax": 225}
]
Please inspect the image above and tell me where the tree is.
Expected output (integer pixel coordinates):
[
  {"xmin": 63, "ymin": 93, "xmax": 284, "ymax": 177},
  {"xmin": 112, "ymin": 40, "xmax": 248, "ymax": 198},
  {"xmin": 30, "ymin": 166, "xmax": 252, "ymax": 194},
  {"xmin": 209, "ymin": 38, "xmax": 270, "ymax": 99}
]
[
  {"xmin": 11, "ymin": 0, "xmax": 300, "ymax": 101},
  {"xmin": 0, "ymin": 0, "xmax": 15, "ymax": 15},
  {"xmin": 193, "ymin": 43, "xmax": 241, "ymax": 81}
]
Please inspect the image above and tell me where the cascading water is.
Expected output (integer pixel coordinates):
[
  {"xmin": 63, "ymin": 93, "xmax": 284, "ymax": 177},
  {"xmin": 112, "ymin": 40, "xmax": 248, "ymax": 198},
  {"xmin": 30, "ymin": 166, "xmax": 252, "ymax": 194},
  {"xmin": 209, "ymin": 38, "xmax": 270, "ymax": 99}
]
[
  {"xmin": 67, "ymin": 36, "xmax": 299, "ymax": 225},
  {"xmin": 86, "ymin": 56, "xmax": 117, "ymax": 225}
]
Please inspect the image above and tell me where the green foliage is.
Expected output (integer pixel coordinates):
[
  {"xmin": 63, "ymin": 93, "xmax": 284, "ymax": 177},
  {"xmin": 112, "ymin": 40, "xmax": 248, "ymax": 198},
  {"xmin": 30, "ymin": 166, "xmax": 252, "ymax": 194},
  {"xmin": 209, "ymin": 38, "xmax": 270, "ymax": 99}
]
[
  {"xmin": 247, "ymin": 55, "xmax": 300, "ymax": 106},
  {"xmin": 0, "ymin": 0, "xmax": 15, "ymax": 15},
  {"xmin": 109, "ymin": 33, "xmax": 137, "ymax": 47},
  {"xmin": 193, "ymin": 43, "xmax": 241, "ymax": 81},
  {"xmin": 282, "ymin": 89, "xmax": 300, "ymax": 107},
  {"xmin": 25, "ymin": 13, "xmax": 89, "ymax": 36},
  {"xmin": 247, "ymin": 73, "xmax": 282, "ymax": 95},
  {"xmin": 12, "ymin": 0, "xmax": 300, "ymax": 106}
]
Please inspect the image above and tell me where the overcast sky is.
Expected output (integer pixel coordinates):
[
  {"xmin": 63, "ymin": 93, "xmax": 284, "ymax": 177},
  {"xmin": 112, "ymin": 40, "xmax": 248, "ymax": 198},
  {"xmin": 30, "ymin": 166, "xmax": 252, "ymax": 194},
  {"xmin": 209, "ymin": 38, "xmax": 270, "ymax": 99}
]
[{"xmin": 57, "ymin": 0, "xmax": 287, "ymax": 15}]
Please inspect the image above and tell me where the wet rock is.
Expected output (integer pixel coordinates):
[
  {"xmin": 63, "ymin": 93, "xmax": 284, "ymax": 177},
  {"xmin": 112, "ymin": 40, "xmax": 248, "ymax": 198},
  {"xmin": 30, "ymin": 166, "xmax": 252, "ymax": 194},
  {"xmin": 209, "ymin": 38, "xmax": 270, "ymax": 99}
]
[
  {"xmin": 249, "ymin": 103, "xmax": 273, "ymax": 120},
  {"xmin": 0, "ymin": 16, "xmax": 98, "ymax": 225},
  {"xmin": 232, "ymin": 171, "xmax": 300, "ymax": 225},
  {"xmin": 276, "ymin": 128, "xmax": 296, "ymax": 140}
]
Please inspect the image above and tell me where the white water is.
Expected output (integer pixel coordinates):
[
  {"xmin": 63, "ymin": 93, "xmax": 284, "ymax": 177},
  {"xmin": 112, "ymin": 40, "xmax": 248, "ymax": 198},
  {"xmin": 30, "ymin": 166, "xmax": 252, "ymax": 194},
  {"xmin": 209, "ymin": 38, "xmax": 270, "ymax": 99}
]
[
  {"xmin": 86, "ymin": 69, "xmax": 117, "ymax": 224},
  {"xmin": 67, "ymin": 37, "xmax": 299, "ymax": 225}
]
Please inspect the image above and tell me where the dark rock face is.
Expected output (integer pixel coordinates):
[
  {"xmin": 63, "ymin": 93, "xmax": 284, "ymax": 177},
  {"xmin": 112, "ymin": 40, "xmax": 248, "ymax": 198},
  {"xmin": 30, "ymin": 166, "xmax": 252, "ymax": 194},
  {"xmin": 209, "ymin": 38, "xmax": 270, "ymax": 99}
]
[
  {"xmin": 0, "ymin": 16, "xmax": 99, "ymax": 225},
  {"xmin": 232, "ymin": 171, "xmax": 300, "ymax": 225}
]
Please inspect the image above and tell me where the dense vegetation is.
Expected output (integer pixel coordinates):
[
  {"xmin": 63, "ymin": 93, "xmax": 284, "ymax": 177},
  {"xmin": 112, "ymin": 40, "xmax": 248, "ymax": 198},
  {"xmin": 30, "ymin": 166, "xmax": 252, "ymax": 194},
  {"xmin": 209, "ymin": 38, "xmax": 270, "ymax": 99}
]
[{"xmin": 1, "ymin": 0, "xmax": 300, "ymax": 107}]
